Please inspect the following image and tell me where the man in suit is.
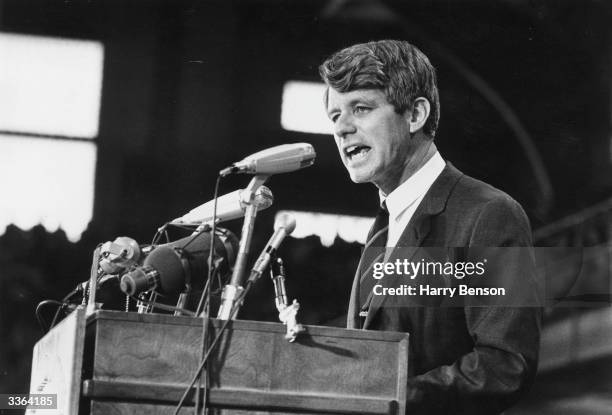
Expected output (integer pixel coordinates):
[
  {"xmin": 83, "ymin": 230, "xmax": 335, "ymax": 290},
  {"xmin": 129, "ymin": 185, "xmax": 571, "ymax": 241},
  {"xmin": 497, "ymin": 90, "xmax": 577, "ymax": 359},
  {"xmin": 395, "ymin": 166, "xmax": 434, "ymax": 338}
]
[{"xmin": 319, "ymin": 40, "xmax": 541, "ymax": 414}]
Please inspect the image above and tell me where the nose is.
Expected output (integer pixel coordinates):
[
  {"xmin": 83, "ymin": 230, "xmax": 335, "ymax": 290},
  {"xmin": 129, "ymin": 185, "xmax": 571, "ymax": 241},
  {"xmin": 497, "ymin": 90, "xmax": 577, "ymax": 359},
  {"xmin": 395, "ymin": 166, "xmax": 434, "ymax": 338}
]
[{"xmin": 334, "ymin": 113, "xmax": 356, "ymax": 139}]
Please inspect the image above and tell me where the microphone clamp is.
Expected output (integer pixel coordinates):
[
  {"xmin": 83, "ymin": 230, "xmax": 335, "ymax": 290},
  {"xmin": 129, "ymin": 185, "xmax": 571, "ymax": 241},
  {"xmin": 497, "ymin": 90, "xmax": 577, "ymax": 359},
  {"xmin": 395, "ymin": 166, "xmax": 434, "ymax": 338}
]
[{"xmin": 219, "ymin": 164, "xmax": 239, "ymax": 177}]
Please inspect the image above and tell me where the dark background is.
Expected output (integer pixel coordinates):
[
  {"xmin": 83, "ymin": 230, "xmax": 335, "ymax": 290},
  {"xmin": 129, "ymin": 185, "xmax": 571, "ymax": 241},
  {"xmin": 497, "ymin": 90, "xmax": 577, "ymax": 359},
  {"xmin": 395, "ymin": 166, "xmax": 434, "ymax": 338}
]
[{"xmin": 0, "ymin": 1, "xmax": 611, "ymax": 413}]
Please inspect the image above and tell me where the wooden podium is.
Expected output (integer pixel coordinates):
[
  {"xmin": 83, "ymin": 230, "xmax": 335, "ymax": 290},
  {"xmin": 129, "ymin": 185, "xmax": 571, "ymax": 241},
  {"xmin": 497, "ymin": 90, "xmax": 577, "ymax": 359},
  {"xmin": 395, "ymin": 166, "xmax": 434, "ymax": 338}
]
[{"xmin": 29, "ymin": 309, "xmax": 409, "ymax": 414}]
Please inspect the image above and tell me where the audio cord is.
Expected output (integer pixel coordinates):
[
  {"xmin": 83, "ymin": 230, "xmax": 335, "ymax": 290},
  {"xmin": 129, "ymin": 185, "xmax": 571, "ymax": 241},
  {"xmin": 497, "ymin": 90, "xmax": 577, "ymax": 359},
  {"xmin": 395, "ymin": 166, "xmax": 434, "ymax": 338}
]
[{"xmin": 173, "ymin": 279, "xmax": 253, "ymax": 415}]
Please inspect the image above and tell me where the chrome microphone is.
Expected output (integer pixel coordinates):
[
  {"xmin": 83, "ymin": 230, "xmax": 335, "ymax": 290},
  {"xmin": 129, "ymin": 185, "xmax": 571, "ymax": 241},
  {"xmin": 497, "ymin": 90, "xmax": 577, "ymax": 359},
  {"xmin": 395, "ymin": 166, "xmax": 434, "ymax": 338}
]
[
  {"xmin": 99, "ymin": 236, "xmax": 142, "ymax": 274},
  {"xmin": 248, "ymin": 213, "xmax": 297, "ymax": 282},
  {"xmin": 172, "ymin": 186, "xmax": 273, "ymax": 225},
  {"xmin": 271, "ymin": 257, "xmax": 288, "ymax": 310},
  {"xmin": 219, "ymin": 143, "xmax": 316, "ymax": 177}
]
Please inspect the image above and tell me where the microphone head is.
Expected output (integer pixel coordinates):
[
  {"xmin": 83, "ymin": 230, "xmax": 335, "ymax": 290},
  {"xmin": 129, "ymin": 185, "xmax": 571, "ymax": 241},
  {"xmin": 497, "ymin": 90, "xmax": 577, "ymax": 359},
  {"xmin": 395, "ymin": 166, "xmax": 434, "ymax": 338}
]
[
  {"xmin": 99, "ymin": 236, "xmax": 142, "ymax": 274},
  {"xmin": 253, "ymin": 185, "xmax": 274, "ymax": 209},
  {"xmin": 242, "ymin": 142, "xmax": 315, "ymax": 161},
  {"xmin": 120, "ymin": 267, "xmax": 153, "ymax": 296},
  {"xmin": 225, "ymin": 143, "xmax": 316, "ymax": 176},
  {"xmin": 173, "ymin": 186, "xmax": 274, "ymax": 225},
  {"xmin": 274, "ymin": 212, "xmax": 296, "ymax": 235},
  {"xmin": 142, "ymin": 246, "xmax": 186, "ymax": 295}
]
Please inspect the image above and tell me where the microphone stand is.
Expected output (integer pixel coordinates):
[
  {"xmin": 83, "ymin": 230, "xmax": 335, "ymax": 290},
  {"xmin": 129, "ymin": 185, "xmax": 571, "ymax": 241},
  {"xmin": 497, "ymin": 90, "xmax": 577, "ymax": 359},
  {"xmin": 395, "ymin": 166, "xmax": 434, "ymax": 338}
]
[
  {"xmin": 85, "ymin": 245, "xmax": 103, "ymax": 316},
  {"xmin": 217, "ymin": 174, "xmax": 269, "ymax": 320}
]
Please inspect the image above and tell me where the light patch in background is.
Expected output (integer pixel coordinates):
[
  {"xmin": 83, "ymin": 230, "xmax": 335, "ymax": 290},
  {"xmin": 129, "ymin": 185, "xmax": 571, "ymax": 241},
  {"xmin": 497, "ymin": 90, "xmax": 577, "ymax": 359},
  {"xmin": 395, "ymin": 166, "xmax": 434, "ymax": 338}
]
[
  {"xmin": 0, "ymin": 32, "xmax": 104, "ymax": 138},
  {"xmin": 281, "ymin": 81, "xmax": 332, "ymax": 135},
  {"xmin": 277, "ymin": 210, "xmax": 374, "ymax": 247},
  {"xmin": 0, "ymin": 135, "xmax": 96, "ymax": 242}
]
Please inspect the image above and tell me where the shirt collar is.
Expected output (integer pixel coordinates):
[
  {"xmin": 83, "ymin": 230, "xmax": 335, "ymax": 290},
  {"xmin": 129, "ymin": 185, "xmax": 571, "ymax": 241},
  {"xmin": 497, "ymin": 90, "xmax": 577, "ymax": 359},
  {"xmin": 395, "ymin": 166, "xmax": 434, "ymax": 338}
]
[{"xmin": 379, "ymin": 151, "xmax": 445, "ymax": 221}]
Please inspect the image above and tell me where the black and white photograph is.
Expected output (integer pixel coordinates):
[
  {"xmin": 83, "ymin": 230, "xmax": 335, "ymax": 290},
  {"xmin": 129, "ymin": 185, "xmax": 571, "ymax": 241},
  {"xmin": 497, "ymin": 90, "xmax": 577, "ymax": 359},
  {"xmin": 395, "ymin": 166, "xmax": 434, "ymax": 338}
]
[{"xmin": 0, "ymin": 1, "xmax": 610, "ymax": 414}]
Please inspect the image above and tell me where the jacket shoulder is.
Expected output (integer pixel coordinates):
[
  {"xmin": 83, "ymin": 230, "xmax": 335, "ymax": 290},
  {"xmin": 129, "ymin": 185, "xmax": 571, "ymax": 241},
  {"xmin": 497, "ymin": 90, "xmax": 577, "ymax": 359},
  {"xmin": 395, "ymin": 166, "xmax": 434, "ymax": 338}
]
[
  {"xmin": 442, "ymin": 168, "xmax": 532, "ymax": 246},
  {"xmin": 448, "ymin": 171, "xmax": 525, "ymax": 216}
]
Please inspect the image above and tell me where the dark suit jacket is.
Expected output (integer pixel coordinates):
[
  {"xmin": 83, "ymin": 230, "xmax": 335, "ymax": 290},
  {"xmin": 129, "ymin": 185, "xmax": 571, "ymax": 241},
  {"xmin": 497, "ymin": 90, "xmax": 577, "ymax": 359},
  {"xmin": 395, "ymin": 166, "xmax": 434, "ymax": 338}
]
[{"xmin": 347, "ymin": 163, "xmax": 541, "ymax": 415}]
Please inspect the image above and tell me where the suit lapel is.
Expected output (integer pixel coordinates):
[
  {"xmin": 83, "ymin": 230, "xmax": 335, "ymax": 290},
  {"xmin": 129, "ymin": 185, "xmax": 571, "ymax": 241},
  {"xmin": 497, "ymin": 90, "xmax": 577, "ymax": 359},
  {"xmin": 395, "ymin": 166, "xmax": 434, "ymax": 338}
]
[
  {"xmin": 362, "ymin": 163, "xmax": 464, "ymax": 329},
  {"xmin": 346, "ymin": 264, "xmax": 361, "ymax": 329},
  {"xmin": 347, "ymin": 225, "xmax": 388, "ymax": 329}
]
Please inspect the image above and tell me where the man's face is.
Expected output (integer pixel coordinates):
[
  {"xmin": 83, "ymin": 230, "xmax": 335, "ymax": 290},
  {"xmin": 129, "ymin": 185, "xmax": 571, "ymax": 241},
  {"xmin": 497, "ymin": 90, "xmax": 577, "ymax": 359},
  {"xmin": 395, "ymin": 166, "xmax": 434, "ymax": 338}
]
[{"xmin": 326, "ymin": 88, "xmax": 413, "ymax": 194}]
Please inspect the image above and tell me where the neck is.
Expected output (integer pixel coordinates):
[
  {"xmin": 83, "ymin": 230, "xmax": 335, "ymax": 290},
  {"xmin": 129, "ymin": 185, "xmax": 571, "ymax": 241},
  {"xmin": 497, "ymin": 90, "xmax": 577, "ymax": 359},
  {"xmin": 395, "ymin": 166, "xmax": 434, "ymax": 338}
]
[{"xmin": 378, "ymin": 140, "xmax": 438, "ymax": 196}]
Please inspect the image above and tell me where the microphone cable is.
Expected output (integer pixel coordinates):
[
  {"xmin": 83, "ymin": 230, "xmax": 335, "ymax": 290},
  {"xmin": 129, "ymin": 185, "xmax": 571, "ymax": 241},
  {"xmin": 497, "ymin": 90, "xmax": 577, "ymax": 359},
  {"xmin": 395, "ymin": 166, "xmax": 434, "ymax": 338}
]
[
  {"xmin": 175, "ymin": 171, "xmax": 264, "ymax": 414},
  {"xmin": 39, "ymin": 243, "xmax": 105, "ymax": 332},
  {"xmin": 35, "ymin": 299, "xmax": 74, "ymax": 333},
  {"xmin": 185, "ymin": 173, "xmax": 223, "ymax": 415},
  {"xmin": 146, "ymin": 172, "xmax": 230, "ymax": 414},
  {"xmin": 194, "ymin": 173, "xmax": 222, "ymax": 316},
  {"xmin": 173, "ymin": 278, "xmax": 254, "ymax": 415}
]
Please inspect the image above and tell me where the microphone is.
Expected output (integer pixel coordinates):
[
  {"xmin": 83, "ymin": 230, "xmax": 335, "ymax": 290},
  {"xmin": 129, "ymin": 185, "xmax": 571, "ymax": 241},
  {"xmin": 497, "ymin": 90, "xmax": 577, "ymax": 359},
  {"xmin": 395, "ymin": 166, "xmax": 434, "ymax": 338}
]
[
  {"xmin": 99, "ymin": 237, "xmax": 142, "ymax": 274},
  {"xmin": 219, "ymin": 143, "xmax": 316, "ymax": 177},
  {"xmin": 248, "ymin": 213, "xmax": 297, "ymax": 282},
  {"xmin": 120, "ymin": 228, "xmax": 238, "ymax": 296},
  {"xmin": 269, "ymin": 257, "xmax": 305, "ymax": 342},
  {"xmin": 172, "ymin": 186, "xmax": 273, "ymax": 225},
  {"xmin": 271, "ymin": 257, "xmax": 288, "ymax": 310}
]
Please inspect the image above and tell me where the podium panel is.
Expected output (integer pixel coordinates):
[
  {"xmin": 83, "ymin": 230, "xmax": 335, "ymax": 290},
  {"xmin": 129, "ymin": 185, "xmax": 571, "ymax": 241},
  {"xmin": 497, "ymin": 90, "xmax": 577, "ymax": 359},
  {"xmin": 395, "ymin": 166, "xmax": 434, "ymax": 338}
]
[
  {"xmin": 27, "ymin": 308, "xmax": 86, "ymax": 415},
  {"xmin": 33, "ymin": 310, "xmax": 409, "ymax": 414}
]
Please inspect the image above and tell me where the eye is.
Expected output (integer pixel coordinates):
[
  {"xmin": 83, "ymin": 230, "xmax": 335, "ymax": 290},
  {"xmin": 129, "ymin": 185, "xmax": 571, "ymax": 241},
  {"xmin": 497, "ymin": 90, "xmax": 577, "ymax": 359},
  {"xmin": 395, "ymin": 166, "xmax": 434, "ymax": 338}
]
[
  {"xmin": 354, "ymin": 105, "xmax": 370, "ymax": 114},
  {"xmin": 329, "ymin": 113, "xmax": 340, "ymax": 123}
]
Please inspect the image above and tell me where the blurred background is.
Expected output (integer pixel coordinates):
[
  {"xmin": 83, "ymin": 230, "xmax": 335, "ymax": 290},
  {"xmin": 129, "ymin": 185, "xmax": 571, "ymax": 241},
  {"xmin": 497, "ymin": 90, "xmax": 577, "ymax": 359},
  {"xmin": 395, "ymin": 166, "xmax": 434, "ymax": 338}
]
[{"xmin": 0, "ymin": 0, "xmax": 610, "ymax": 413}]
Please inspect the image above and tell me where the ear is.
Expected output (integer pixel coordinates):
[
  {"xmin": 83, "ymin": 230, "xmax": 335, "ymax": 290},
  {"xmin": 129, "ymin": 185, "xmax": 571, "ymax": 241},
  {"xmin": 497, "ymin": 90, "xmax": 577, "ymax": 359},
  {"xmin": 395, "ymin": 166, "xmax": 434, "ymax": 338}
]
[{"xmin": 408, "ymin": 97, "xmax": 431, "ymax": 134}]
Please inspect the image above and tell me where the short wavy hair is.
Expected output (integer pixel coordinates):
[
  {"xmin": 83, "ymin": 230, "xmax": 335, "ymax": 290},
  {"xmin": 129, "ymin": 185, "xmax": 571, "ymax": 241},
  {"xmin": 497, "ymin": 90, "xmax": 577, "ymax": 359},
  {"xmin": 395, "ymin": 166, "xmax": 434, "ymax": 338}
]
[{"xmin": 319, "ymin": 39, "xmax": 440, "ymax": 138}]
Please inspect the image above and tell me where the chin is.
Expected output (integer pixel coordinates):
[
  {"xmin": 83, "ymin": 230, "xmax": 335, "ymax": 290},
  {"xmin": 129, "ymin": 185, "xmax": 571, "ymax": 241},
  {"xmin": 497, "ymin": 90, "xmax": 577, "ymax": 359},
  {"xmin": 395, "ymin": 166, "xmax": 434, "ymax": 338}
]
[{"xmin": 348, "ymin": 171, "xmax": 373, "ymax": 184}]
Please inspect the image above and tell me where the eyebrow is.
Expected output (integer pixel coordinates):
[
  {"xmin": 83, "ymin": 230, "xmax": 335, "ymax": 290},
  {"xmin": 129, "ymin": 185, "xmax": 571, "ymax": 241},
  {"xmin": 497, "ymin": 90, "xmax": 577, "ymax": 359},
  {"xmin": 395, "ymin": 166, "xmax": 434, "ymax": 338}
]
[{"xmin": 327, "ymin": 97, "xmax": 378, "ymax": 117}]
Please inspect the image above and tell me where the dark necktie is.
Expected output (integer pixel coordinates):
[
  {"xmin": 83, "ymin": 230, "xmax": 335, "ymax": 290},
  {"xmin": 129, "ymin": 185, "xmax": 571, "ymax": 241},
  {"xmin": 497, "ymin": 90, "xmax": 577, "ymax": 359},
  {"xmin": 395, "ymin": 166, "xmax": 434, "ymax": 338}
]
[
  {"xmin": 366, "ymin": 204, "xmax": 390, "ymax": 245},
  {"xmin": 358, "ymin": 204, "xmax": 389, "ymax": 310}
]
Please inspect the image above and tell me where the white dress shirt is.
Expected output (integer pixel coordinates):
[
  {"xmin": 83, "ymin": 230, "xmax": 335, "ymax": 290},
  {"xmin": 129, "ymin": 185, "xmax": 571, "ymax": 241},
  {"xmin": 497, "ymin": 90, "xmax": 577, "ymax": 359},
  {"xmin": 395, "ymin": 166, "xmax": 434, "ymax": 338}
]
[{"xmin": 380, "ymin": 151, "xmax": 446, "ymax": 247}]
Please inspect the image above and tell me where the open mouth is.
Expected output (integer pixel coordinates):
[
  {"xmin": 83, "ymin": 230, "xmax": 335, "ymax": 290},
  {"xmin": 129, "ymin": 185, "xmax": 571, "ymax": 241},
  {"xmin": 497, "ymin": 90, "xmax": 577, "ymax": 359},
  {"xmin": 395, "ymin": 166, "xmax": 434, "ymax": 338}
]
[{"xmin": 344, "ymin": 145, "xmax": 371, "ymax": 161}]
